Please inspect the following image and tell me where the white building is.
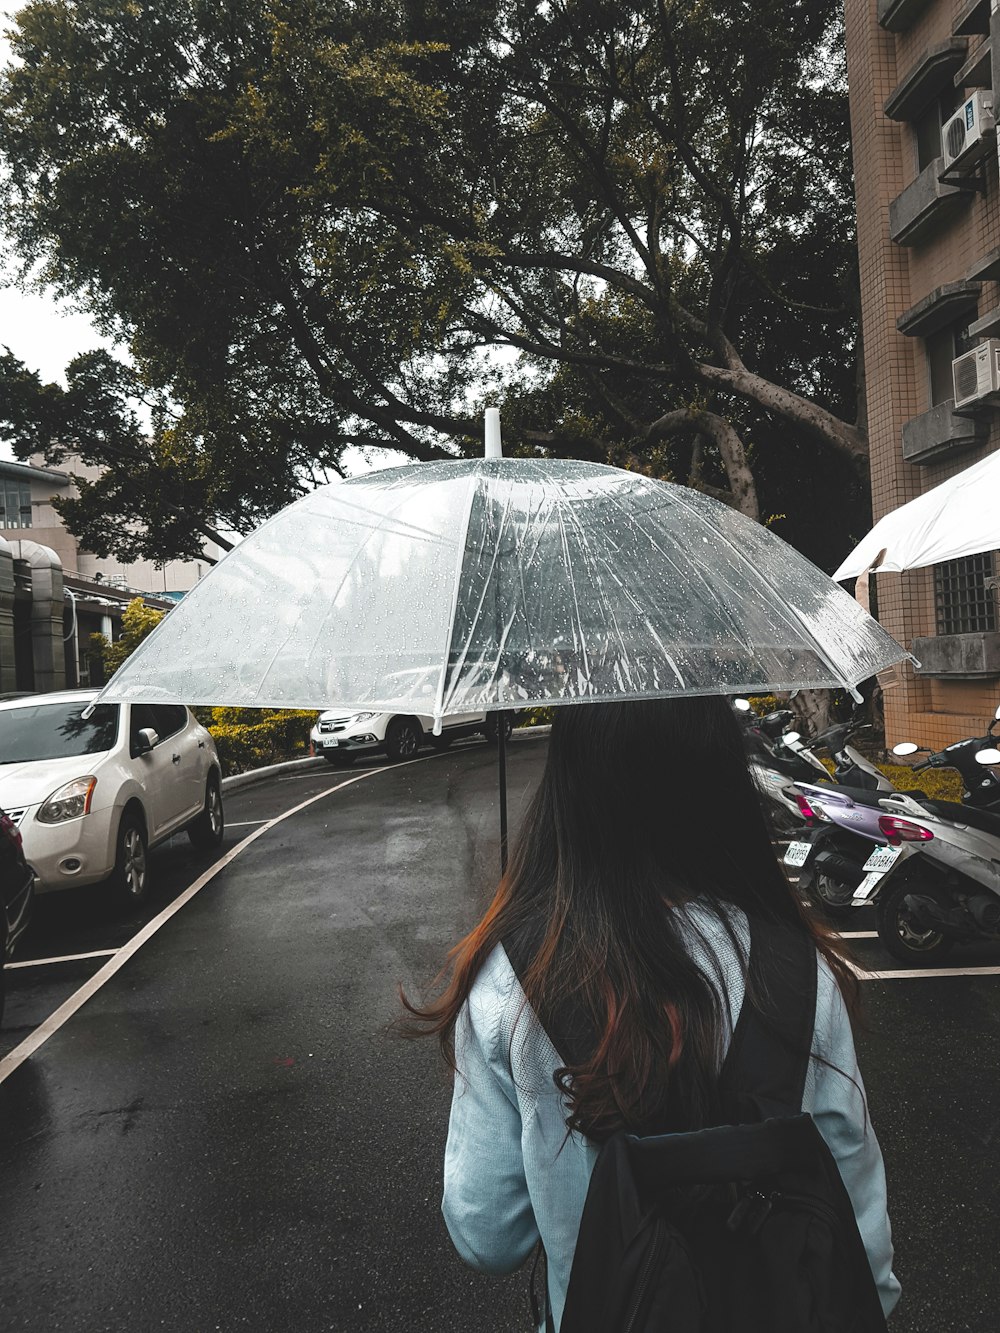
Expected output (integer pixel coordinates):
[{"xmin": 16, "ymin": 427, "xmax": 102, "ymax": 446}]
[{"xmin": 0, "ymin": 455, "xmax": 216, "ymax": 694}]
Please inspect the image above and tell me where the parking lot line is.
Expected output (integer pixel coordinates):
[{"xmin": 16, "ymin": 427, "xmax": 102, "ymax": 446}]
[
  {"xmin": 5, "ymin": 949, "xmax": 120, "ymax": 970},
  {"xmin": 226, "ymin": 819, "xmax": 269, "ymax": 826},
  {"xmin": 852, "ymin": 963, "xmax": 1000, "ymax": 981},
  {"xmin": 0, "ymin": 755, "xmax": 436, "ymax": 1087}
]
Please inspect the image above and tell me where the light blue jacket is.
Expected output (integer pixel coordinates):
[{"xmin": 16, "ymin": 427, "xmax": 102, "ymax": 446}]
[{"xmin": 442, "ymin": 904, "xmax": 901, "ymax": 1329}]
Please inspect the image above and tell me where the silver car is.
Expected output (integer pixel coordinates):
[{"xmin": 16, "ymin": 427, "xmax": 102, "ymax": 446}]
[{"xmin": 0, "ymin": 690, "xmax": 224, "ymax": 904}]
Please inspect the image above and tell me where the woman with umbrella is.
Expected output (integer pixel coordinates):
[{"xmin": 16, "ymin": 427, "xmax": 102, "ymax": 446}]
[
  {"xmin": 403, "ymin": 695, "xmax": 900, "ymax": 1329},
  {"xmin": 90, "ymin": 418, "xmax": 908, "ymax": 1328}
]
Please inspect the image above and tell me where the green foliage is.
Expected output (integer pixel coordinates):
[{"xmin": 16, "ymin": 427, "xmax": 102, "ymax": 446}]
[
  {"xmin": 91, "ymin": 597, "xmax": 165, "ymax": 675},
  {"xmin": 201, "ymin": 707, "xmax": 316, "ymax": 776},
  {"xmin": 518, "ymin": 707, "xmax": 554, "ymax": 728},
  {"xmin": 0, "ymin": 0, "xmax": 864, "ymax": 568},
  {"xmin": 746, "ymin": 694, "xmax": 781, "ymax": 717},
  {"xmin": 876, "ymin": 764, "xmax": 963, "ymax": 803}
]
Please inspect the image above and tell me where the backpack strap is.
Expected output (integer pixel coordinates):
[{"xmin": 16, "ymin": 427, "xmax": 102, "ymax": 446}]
[{"xmin": 717, "ymin": 914, "xmax": 818, "ymax": 1121}]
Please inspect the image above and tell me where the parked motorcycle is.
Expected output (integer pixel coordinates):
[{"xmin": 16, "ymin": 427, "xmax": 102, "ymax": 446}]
[
  {"xmin": 861, "ymin": 774, "xmax": 1000, "ymax": 963},
  {"xmin": 735, "ymin": 699, "xmax": 829, "ymax": 833},
  {"xmin": 780, "ymin": 716, "xmax": 896, "ymax": 917},
  {"xmin": 791, "ymin": 708, "xmax": 1000, "ymax": 962}
]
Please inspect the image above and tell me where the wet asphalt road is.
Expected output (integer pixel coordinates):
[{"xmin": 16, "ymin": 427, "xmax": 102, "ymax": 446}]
[{"xmin": 1, "ymin": 729, "xmax": 999, "ymax": 1331}]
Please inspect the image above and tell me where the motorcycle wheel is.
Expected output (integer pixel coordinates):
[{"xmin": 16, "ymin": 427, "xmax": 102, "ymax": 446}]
[
  {"xmin": 810, "ymin": 870, "xmax": 856, "ymax": 921},
  {"xmin": 876, "ymin": 879, "xmax": 954, "ymax": 966}
]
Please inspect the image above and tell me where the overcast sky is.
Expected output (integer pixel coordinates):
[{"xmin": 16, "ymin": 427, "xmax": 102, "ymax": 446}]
[{"xmin": 2, "ymin": 15, "xmax": 117, "ymax": 462}]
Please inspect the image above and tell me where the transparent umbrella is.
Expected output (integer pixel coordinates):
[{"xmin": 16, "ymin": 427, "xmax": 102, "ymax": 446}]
[{"xmin": 94, "ymin": 430, "xmax": 907, "ymax": 865}]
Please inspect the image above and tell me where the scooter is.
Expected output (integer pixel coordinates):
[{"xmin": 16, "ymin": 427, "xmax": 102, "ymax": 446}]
[
  {"xmin": 781, "ymin": 718, "xmax": 897, "ymax": 917},
  {"xmin": 858, "ymin": 769, "xmax": 1000, "ymax": 964},
  {"xmin": 735, "ymin": 699, "xmax": 829, "ymax": 833},
  {"xmin": 791, "ymin": 709, "xmax": 1000, "ymax": 960}
]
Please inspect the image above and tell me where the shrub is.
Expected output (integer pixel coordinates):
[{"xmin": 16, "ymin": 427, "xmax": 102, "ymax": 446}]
[
  {"xmin": 203, "ymin": 707, "xmax": 316, "ymax": 776},
  {"xmin": 518, "ymin": 706, "xmax": 554, "ymax": 727},
  {"xmin": 746, "ymin": 694, "xmax": 780, "ymax": 716}
]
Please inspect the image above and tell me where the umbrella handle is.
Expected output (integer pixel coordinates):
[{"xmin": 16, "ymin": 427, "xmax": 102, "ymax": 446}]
[{"xmin": 498, "ymin": 711, "xmax": 508, "ymax": 875}]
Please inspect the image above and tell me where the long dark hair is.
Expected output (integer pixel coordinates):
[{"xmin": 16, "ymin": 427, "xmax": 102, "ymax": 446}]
[{"xmin": 402, "ymin": 696, "xmax": 860, "ymax": 1140}]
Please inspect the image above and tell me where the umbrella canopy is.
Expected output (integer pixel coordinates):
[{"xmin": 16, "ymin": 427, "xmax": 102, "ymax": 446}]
[
  {"xmin": 95, "ymin": 457, "xmax": 905, "ymax": 718},
  {"xmin": 833, "ymin": 449, "xmax": 1000, "ymax": 581}
]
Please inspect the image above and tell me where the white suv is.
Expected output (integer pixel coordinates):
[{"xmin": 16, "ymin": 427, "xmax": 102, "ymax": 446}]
[
  {"xmin": 0, "ymin": 690, "xmax": 224, "ymax": 904},
  {"xmin": 310, "ymin": 707, "xmax": 511, "ymax": 766}
]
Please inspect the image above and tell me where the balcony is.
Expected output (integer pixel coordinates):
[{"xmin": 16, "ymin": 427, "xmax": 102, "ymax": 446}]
[
  {"xmin": 889, "ymin": 158, "xmax": 975, "ymax": 245},
  {"xmin": 912, "ymin": 632, "xmax": 1000, "ymax": 677},
  {"xmin": 955, "ymin": 38, "xmax": 991, "ymax": 91},
  {"xmin": 954, "ymin": 0, "xmax": 991, "ymax": 38},
  {"xmin": 901, "ymin": 400, "xmax": 988, "ymax": 464},
  {"xmin": 896, "ymin": 281, "xmax": 982, "ymax": 337},
  {"xmin": 884, "ymin": 40, "xmax": 968, "ymax": 121},
  {"xmin": 878, "ymin": 0, "xmax": 934, "ymax": 32}
]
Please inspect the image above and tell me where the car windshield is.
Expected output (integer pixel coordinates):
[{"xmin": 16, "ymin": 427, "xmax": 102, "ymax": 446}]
[{"xmin": 0, "ymin": 702, "xmax": 120, "ymax": 764}]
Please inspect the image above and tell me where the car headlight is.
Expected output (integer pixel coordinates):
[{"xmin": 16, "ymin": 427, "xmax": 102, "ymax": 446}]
[
  {"xmin": 352, "ymin": 712, "xmax": 377, "ymax": 722},
  {"xmin": 37, "ymin": 776, "xmax": 98, "ymax": 824}
]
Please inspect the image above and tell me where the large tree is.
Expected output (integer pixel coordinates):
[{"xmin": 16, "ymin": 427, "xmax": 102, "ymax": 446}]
[{"xmin": 0, "ymin": 0, "xmax": 865, "ymax": 567}]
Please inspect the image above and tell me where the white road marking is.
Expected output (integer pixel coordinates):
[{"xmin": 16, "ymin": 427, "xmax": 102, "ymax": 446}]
[
  {"xmin": 0, "ymin": 755, "xmax": 436, "ymax": 1086},
  {"xmin": 5, "ymin": 949, "xmax": 120, "ymax": 970},
  {"xmin": 838, "ymin": 931, "xmax": 879, "ymax": 940},
  {"xmin": 226, "ymin": 819, "xmax": 269, "ymax": 827},
  {"xmin": 853, "ymin": 963, "xmax": 1000, "ymax": 981}
]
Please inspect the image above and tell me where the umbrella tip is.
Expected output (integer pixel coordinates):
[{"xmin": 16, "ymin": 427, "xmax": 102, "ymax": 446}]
[{"xmin": 484, "ymin": 407, "xmax": 503, "ymax": 458}]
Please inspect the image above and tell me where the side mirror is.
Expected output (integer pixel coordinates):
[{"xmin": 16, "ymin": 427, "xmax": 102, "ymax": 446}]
[
  {"xmin": 976, "ymin": 748, "xmax": 1000, "ymax": 766},
  {"xmin": 136, "ymin": 727, "xmax": 159, "ymax": 755},
  {"xmin": 994, "ymin": 706, "xmax": 1000, "ymax": 721},
  {"xmin": 733, "ymin": 698, "xmax": 752, "ymax": 713},
  {"xmin": 892, "ymin": 742, "xmax": 919, "ymax": 757}
]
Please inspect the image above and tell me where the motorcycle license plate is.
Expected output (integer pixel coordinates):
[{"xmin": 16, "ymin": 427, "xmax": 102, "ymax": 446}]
[
  {"xmin": 853, "ymin": 873, "xmax": 884, "ymax": 902},
  {"xmin": 322, "ymin": 737, "xmax": 339, "ymax": 748},
  {"xmin": 862, "ymin": 844, "xmax": 901, "ymax": 873},
  {"xmin": 783, "ymin": 841, "xmax": 812, "ymax": 868}
]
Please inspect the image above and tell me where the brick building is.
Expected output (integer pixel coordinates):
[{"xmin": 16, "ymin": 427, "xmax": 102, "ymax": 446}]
[{"xmin": 846, "ymin": 0, "xmax": 1000, "ymax": 746}]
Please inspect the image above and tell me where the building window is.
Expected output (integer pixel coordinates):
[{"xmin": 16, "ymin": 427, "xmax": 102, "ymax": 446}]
[
  {"xmin": 913, "ymin": 88, "xmax": 960, "ymax": 172},
  {"xmin": 934, "ymin": 552, "xmax": 998, "ymax": 635},
  {"xmin": 0, "ymin": 478, "xmax": 32, "ymax": 529},
  {"xmin": 925, "ymin": 319, "xmax": 973, "ymax": 406}
]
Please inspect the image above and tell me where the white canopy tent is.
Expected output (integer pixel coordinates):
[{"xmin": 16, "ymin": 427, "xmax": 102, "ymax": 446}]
[{"xmin": 833, "ymin": 448, "xmax": 1000, "ymax": 581}]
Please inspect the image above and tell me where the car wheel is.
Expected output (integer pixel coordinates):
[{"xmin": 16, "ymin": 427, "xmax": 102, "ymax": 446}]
[
  {"xmin": 385, "ymin": 717, "xmax": 422, "ymax": 762},
  {"xmin": 325, "ymin": 751, "xmax": 357, "ymax": 768},
  {"xmin": 109, "ymin": 811, "xmax": 149, "ymax": 906},
  {"xmin": 483, "ymin": 715, "xmax": 513, "ymax": 746},
  {"xmin": 876, "ymin": 879, "xmax": 954, "ymax": 965},
  {"xmin": 187, "ymin": 773, "xmax": 225, "ymax": 850}
]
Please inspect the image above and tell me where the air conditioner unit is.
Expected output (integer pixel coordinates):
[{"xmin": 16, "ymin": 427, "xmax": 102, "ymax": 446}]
[
  {"xmin": 952, "ymin": 340, "xmax": 1000, "ymax": 408},
  {"xmin": 942, "ymin": 91, "xmax": 995, "ymax": 171}
]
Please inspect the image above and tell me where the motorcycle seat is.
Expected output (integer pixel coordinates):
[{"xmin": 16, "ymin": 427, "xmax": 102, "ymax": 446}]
[
  {"xmin": 918, "ymin": 799, "xmax": 1000, "ymax": 839},
  {"xmin": 814, "ymin": 783, "xmax": 896, "ymax": 808}
]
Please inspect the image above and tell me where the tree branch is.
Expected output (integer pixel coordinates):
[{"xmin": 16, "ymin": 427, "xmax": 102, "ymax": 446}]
[
  {"xmin": 645, "ymin": 407, "xmax": 758, "ymax": 518},
  {"xmin": 694, "ymin": 361, "xmax": 868, "ymax": 463}
]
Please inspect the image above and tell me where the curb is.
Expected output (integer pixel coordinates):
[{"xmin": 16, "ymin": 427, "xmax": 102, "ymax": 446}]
[
  {"xmin": 218, "ymin": 723, "xmax": 551, "ymax": 795},
  {"xmin": 220, "ymin": 755, "xmax": 326, "ymax": 793}
]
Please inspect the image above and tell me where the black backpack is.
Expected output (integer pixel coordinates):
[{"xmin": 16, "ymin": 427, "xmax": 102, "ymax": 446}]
[{"xmin": 504, "ymin": 915, "xmax": 889, "ymax": 1333}]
